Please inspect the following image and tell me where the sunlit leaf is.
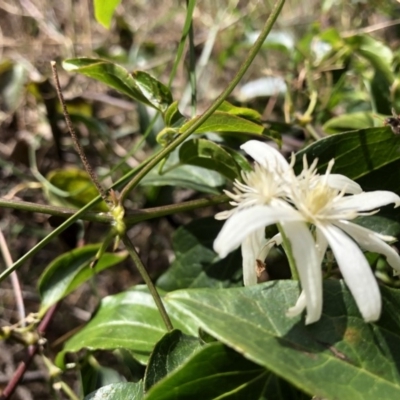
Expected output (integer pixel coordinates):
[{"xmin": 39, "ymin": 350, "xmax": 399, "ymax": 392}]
[
  {"xmin": 166, "ymin": 280, "xmax": 400, "ymax": 399},
  {"xmin": 56, "ymin": 286, "xmax": 199, "ymax": 367},
  {"xmin": 94, "ymin": 0, "xmax": 121, "ymax": 29},
  {"xmin": 84, "ymin": 382, "xmax": 144, "ymax": 400},
  {"xmin": 38, "ymin": 244, "xmax": 128, "ymax": 315}
]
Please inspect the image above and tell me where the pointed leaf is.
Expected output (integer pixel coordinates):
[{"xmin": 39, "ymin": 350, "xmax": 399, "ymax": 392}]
[
  {"xmin": 84, "ymin": 382, "xmax": 144, "ymax": 400},
  {"xmin": 179, "ymin": 139, "xmax": 243, "ymax": 181},
  {"xmin": 62, "ymin": 59, "xmax": 172, "ymax": 111},
  {"xmin": 144, "ymin": 330, "xmax": 201, "ymax": 391},
  {"xmin": 56, "ymin": 286, "xmax": 198, "ymax": 367},
  {"xmin": 94, "ymin": 0, "xmax": 121, "ymax": 29},
  {"xmin": 144, "ymin": 342, "xmax": 269, "ymax": 400},
  {"xmin": 166, "ymin": 280, "xmax": 400, "ymax": 399},
  {"xmin": 294, "ymin": 127, "xmax": 400, "ymax": 195},
  {"xmin": 38, "ymin": 244, "xmax": 128, "ymax": 314}
]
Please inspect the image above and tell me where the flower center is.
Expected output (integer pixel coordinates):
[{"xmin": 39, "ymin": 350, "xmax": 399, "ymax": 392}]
[{"xmin": 300, "ymin": 183, "xmax": 338, "ymax": 221}]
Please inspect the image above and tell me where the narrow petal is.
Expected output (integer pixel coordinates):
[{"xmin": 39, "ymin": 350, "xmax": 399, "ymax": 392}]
[
  {"xmin": 318, "ymin": 224, "xmax": 381, "ymax": 322},
  {"xmin": 258, "ymin": 233, "xmax": 282, "ymax": 261},
  {"xmin": 335, "ymin": 191, "xmax": 400, "ymax": 212},
  {"xmin": 280, "ymin": 221, "xmax": 322, "ymax": 324},
  {"xmin": 286, "ymin": 290, "xmax": 307, "ymax": 318},
  {"xmin": 213, "ymin": 205, "xmax": 302, "ymax": 258},
  {"xmin": 315, "ymin": 228, "xmax": 328, "ymax": 266},
  {"xmin": 240, "ymin": 140, "xmax": 289, "ymax": 171},
  {"xmin": 335, "ymin": 220, "xmax": 400, "ymax": 274},
  {"xmin": 325, "ymin": 174, "xmax": 362, "ymax": 194},
  {"xmin": 242, "ymin": 229, "xmax": 266, "ymax": 286}
]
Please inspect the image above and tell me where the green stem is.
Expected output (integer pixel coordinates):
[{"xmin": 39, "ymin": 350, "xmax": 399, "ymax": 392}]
[
  {"xmin": 0, "ymin": 195, "xmax": 228, "ymax": 225},
  {"xmin": 120, "ymin": 0, "xmax": 285, "ymax": 203},
  {"xmin": 121, "ymin": 234, "xmax": 174, "ymax": 331}
]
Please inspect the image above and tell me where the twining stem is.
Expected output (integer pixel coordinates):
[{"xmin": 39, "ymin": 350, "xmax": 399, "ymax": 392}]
[
  {"xmin": 121, "ymin": 235, "xmax": 174, "ymax": 331},
  {"xmin": 51, "ymin": 61, "xmax": 108, "ymax": 203},
  {"xmin": 120, "ymin": 0, "xmax": 286, "ymax": 203}
]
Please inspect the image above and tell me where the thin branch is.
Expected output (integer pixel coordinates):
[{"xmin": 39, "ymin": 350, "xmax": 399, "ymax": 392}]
[{"xmin": 50, "ymin": 61, "xmax": 108, "ymax": 203}]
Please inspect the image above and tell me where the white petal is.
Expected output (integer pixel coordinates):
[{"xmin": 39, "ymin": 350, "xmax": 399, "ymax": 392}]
[
  {"xmin": 315, "ymin": 228, "xmax": 328, "ymax": 266},
  {"xmin": 287, "ymin": 290, "xmax": 307, "ymax": 317},
  {"xmin": 240, "ymin": 140, "xmax": 289, "ymax": 171},
  {"xmin": 335, "ymin": 220, "xmax": 400, "ymax": 274},
  {"xmin": 325, "ymin": 174, "xmax": 362, "ymax": 194},
  {"xmin": 258, "ymin": 233, "xmax": 282, "ymax": 261},
  {"xmin": 280, "ymin": 221, "xmax": 322, "ymax": 324},
  {"xmin": 335, "ymin": 191, "xmax": 400, "ymax": 212},
  {"xmin": 213, "ymin": 205, "xmax": 302, "ymax": 258},
  {"xmin": 242, "ymin": 229, "xmax": 266, "ymax": 286},
  {"xmin": 318, "ymin": 224, "xmax": 381, "ymax": 322}
]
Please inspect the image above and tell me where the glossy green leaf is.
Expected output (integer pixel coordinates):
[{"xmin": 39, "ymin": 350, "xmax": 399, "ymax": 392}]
[
  {"xmin": 323, "ymin": 112, "xmax": 380, "ymax": 134},
  {"xmin": 94, "ymin": 0, "xmax": 121, "ymax": 29},
  {"xmin": 217, "ymin": 101, "xmax": 262, "ymax": 122},
  {"xmin": 144, "ymin": 342, "xmax": 269, "ymax": 400},
  {"xmin": 38, "ymin": 244, "xmax": 128, "ymax": 315},
  {"xmin": 62, "ymin": 59, "xmax": 172, "ymax": 111},
  {"xmin": 370, "ymin": 69, "xmax": 392, "ymax": 114},
  {"xmin": 144, "ymin": 330, "xmax": 201, "ymax": 391},
  {"xmin": 166, "ymin": 280, "xmax": 400, "ymax": 399},
  {"xmin": 164, "ymin": 101, "xmax": 185, "ymax": 127},
  {"xmin": 179, "ymin": 139, "xmax": 242, "ymax": 181},
  {"xmin": 157, "ymin": 217, "xmax": 242, "ymax": 291},
  {"xmin": 84, "ymin": 382, "xmax": 144, "ymax": 400},
  {"xmin": 179, "ymin": 111, "xmax": 264, "ymax": 135},
  {"xmin": 141, "ymin": 164, "xmax": 225, "ymax": 194},
  {"xmin": 56, "ymin": 286, "xmax": 198, "ymax": 367},
  {"xmin": 45, "ymin": 168, "xmax": 109, "ymax": 211},
  {"xmin": 131, "ymin": 70, "xmax": 173, "ymax": 113},
  {"xmin": 294, "ymin": 127, "xmax": 400, "ymax": 194}
]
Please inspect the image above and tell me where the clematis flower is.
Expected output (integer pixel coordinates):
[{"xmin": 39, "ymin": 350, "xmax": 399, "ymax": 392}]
[{"xmin": 214, "ymin": 140, "xmax": 400, "ymax": 324}]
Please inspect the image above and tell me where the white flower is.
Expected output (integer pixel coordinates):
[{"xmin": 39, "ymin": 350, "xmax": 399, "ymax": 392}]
[{"xmin": 214, "ymin": 140, "xmax": 400, "ymax": 324}]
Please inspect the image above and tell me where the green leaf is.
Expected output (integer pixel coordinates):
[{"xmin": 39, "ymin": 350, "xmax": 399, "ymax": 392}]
[
  {"xmin": 345, "ymin": 34, "xmax": 394, "ymax": 83},
  {"xmin": 322, "ymin": 112, "xmax": 380, "ymax": 134},
  {"xmin": 0, "ymin": 61, "xmax": 27, "ymax": 112},
  {"xmin": 144, "ymin": 330, "xmax": 201, "ymax": 391},
  {"xmin": 294, "ymin": 127, "xmax": 400, "ymax": 195},
  {"xmin": 56, "ymin": 286, "xmax": 198, "ymax": 367},
  {"xmin": 141, "ymin": 164, "xmax": 225, "ymax": 194},
  {"xmin": 38, "ymin": 244, "xmax": 128, "ymax": 315},
  {"xmin": 62, "ymin": 59, "xmax": 172, "ymax": 112},
  {"xmin": 178, "ymin": 111, "xmax": 265, "ymax": 136},
  {"xmin": 179, "ymin": 139, "xmax": 243, "ymax": 181},
  {"xmin": 45, "ymin": 168, "xmax": 109, "ymax": 211},
  {"xmin": 166, "ymin": 280, "xmax": 400, "ymax": 399},
  {"xmin": 84, "ymin": 382, "xmax": 144, "ymax": 400},
  {"xmin": 217, "ymin": 101, "xmax": 262, "ymax": 122},
  {"xmin": 144, "ymin": 342, "xmax": 270, "ymax": 400},
  {"xmin": 94, "ymin": 0, "xmax": 121, "ymax": 29},
  {"xmin": 157, "ymin": 217, "xmax": 242, "ymax": 291},
  {"xmin": 164, "ymin": 101, "xmax": 185, "ymax": 127},
  {"xmin": 131, "ymin": 70, "xmax": 173, "ymax": 113},
  {"xmin": 370, "ymin": 69, "xmax": 392, "ymax": 114}
]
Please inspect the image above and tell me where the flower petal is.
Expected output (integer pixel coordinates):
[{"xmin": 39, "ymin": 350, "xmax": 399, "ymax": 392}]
[
  {"xmin": 335, "ymin": 220, "xmax": 400, "ymax": 274},
  {"xmin": 335, "ymin": 191, "xmax": 400, "ymax": 212},
  {"xmin": 240, "ymin": 140, "xmax": 289, "ymax": 171},
  {"xmin": 213, "ymin": 205, "xmax": 302, "ymax": 258},
  {"xmin": 242, "ymin": 229, "xmax": 266, "ymax": 286},
  {"xmin": 318, "ymin": 223, "xmax": 381, "ymax": 322},
  {"xmin": 280, "ymin": 221, "xmax": 322, "ymax": 324},
  {"xmin": 316, "ymin": 228, "xmax": 328, "ymax": 266},
  {"xmin": 325, "ymin": 174, "xmax": 362, "ymax": 194},
  {"xmin": 286, "ymin": 290, "xmax": 307, "ymax": 318}
]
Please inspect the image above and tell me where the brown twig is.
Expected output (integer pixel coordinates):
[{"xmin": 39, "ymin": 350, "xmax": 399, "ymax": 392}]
[{"xmin": 50, "ymin": 61, "xmax": 108, "ymax": 203}]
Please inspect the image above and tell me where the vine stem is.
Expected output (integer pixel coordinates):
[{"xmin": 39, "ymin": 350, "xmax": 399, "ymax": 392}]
[
  {"xmin": 121, "ymin": 235, "xmax": 174, "ymax": 331},
  {"xmin": 119, "ymin": 0, "xmax": 286, "ymax": 203}
]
